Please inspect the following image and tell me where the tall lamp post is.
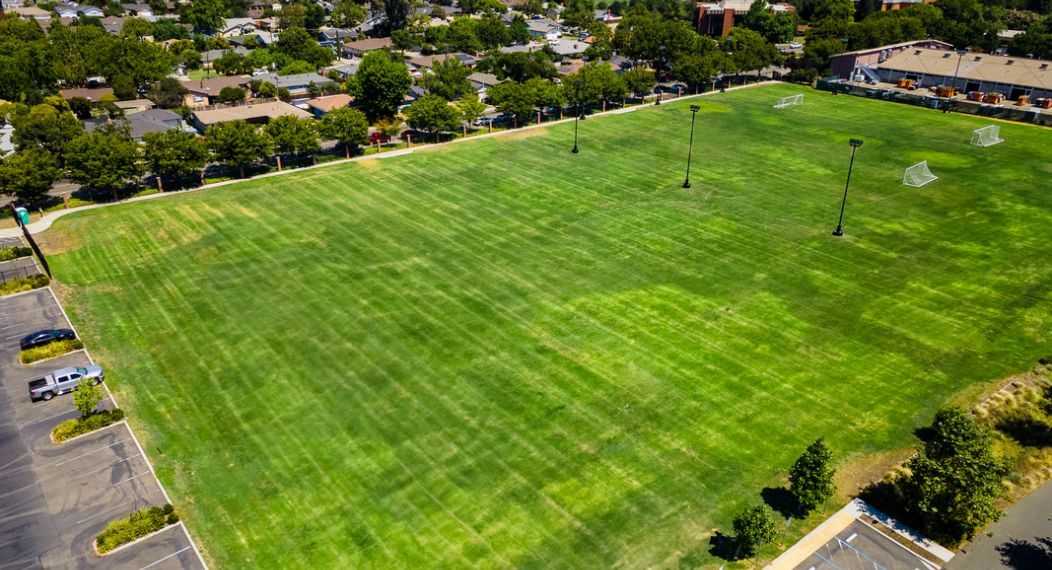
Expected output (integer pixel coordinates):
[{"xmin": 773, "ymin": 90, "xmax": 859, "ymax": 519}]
[
  {"xmin": 655, "ymin": 44, "xmax": 666, "ymax": 105},
  {"xmin": 950, "ymin": 48, "xmax": 968, "ymax": 99},
  {"xmin": 832, "ymin": 138, "xmax": 863, "ymax": 237},
  {"xmin": 571, "ymin": 79, "xmax": 581, "ymax": 154},
  {"xmin": 682, "ymin": 105, "xmax": 700, "ymax": 188}
]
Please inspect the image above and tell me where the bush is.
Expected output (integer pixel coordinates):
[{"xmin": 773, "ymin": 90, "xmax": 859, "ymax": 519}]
[
  {"xmin": 0, "ymin": 274, "xmax": 49, "ymax": 296},
  {"xmin": 0, "ymin": 246, "xmax": 32, "ymax": 262},
  {"xmin": 52, "ymin": 409, "xmax": 125, "ymax": 443},
  {"xmin": 20, "ymin": 339, "xmax": 84, "ymax": 364},
  {"xmin": 95, "ymin": 503, "xmax": 179, "ymax": 554}
]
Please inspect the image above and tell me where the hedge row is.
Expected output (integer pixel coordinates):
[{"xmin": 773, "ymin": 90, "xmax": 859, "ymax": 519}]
[
  {"xmin": 52, "ymin": 409, "xmax": 125, "ymax": 443},
  {"xmin": 0, "ymin": 246, "xmax": 32, "ymax": 262},
  {"xmin": 20, "ymin": 339, "xmax": 84, "ymax": 364},
  {"xmin": 96, "ymin": 504, "xmax": 179, "ymax": 554},
  {"xmin": 0, "ymin": 274, "xmax": 49, "ymax": 296}
]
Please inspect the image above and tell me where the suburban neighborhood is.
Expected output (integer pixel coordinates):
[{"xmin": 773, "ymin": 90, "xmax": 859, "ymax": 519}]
[{"xmin": 0, "ymin": 0, "xmax": 1050, "ymax": 568}]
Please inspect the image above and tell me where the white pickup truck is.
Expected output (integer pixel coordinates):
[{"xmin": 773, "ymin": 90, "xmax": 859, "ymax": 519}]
[{"xmin": 28, "ymin": 365, "xmax": 104, "ymax": 402}]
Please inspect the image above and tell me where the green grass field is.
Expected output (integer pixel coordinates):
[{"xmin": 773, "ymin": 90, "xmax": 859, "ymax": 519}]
[{"xmin": 47, "ymin": 84, "xmax": 1052, "ymax": 568}]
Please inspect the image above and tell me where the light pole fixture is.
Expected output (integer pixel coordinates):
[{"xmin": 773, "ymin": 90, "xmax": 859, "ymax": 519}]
[
  {"xmin": 683, "ymin": 104, "xmax": 700, "ymax": 189},
  {"xmin": 832, "ymin": 138, "xmax": 863, "ymax": 237},
  {"xmin": 950, "ymin": 48, "xmax": 968, "ymax": 99},
  {"xmin": 572, "ymin": 79, "xmax": 582, "ymax": 154}
]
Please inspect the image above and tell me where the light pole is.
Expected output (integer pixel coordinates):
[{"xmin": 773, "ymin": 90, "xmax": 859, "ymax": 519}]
[
  {"xmin": 655, "ymin": 44, "xmax": 665, "ymax": 105},
  {"xmin": 683, "ymin": 104, "xmax": 700, "ymax": 188},
  {"xmin": 571, "ymin": 79, "xmax": 581, "ymax": 154},
  {"xmin": 832, "ymin": 138, "xmax": 863, "ymax": 237},
  {"xmin": 950, "ymin": 48, "xmax": 968, "ymax": 100}
]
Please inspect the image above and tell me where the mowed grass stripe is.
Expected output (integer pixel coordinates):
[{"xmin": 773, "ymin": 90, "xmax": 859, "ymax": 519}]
[{"xmin": 48, "ymin": 84, "xmax": 1052, "ymax": 568}]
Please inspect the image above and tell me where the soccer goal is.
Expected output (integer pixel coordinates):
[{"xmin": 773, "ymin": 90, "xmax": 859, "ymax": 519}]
[
  {"xmin": 970, "ymin": 124, "xmax": 1004, "ymax": 147},
  {"xmin": 903, "ymin": 161, "xmax": 938, "ymax": 187},
  {"xmin": 773, "ymin": 94, "xmax": 804, "ymax": 109}
]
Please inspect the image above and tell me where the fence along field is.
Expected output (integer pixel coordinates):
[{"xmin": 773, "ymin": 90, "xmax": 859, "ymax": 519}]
[{"xmin": 45, "ymin": 84, "xmax": 1052, "ymax": 568}]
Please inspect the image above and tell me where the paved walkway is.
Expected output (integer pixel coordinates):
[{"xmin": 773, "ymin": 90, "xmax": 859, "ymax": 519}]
[
  {"xmin": 0, "ymin": 81, "xmax": 779, "ymax": 240},
  {"xmin": 946, "ymin": 481, "xmax": 1052, "ymax": 569}
]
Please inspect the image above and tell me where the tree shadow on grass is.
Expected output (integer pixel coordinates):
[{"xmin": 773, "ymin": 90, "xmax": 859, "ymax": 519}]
[
  {"xmin": 707, "ymin": 531, "xmax": 740, "ymax": 561},
  {"xmin": 761, "ymin": 486, "xmax": 798, "ymax": 519},
  {"xmin": 996, "ymin": 536, "xmax": 1052, "ymax": 569}
]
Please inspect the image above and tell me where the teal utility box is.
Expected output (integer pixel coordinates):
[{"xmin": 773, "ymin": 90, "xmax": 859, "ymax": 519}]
[{"xmin": 15, "ymin": 207, "xmax": 29, "ymax": 225}]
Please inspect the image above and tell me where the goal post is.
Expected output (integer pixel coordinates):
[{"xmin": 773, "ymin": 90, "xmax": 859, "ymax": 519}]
[
  {"xmin": 970, "ymin": 124, "xmax": 1004, "ymax": 147},
  {"xmin": 773, "ymin": 94, "xmax": 804, "ymax": 109},
  {"xmin": 903, "ymin": 161, "xmax": 938, "ymax": 187}
]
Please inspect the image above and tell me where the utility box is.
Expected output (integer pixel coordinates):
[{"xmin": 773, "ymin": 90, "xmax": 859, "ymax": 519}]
[{"xmin": 14, "ymin": 207, "xmax": 29, "ymax": 226}]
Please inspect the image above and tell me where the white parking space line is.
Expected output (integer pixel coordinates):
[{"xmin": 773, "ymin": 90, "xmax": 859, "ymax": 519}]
[
  {"xmin": 75, "ymin": 504, "xmax": 128, "ymax": 526},
  {"xmin": 54, "ymin": 438, "xmax": 131, "ymax": 467},
  {"xmin": 137, "ymin": 546, "xmax": 192, "ymax": 570},
  {"xmin": 112, "ymin": 472, "xmax": 150, "ymax": 487},
  {"xmin": 35, "ymin": 398, "xmax": 111, "ymax": 424},
  {"xmin": 73, "ymin": 454, "xmax": 141, "ymax": 479}
]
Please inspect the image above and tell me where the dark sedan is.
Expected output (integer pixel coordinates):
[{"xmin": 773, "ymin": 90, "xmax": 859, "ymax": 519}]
[{"xmin": 19, "ymin": 329, "xmax": 76, "ymax": 350}]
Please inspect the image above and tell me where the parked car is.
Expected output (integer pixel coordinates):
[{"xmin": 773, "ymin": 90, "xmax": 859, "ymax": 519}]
[
  {"xmin": 19, "ymin": 328, "xmax": 76, "ymax": 350},
  {"xmin": 28, "ymin": 365, "xmax": 104, "ymax": 402},
  {"xmin": 367, "ymin": 132, "xmax": 391, "ymax": 144},
  {"xmin": 789, "ymin": 42, "xmax": 802, "ymax": 49}
]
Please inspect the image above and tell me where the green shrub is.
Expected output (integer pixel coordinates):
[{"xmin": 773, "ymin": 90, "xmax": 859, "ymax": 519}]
[
  {"xmin": 0, "ymin": 274, "xmax": 49, "ymax": 296},
  {"xmin": 0, "ymin": 246, "xmax": 32, "ymax": 262},
  {"xmin": 20, "ymin": 339, "xmax": 84, "ymax": 364},
  {"xmin": 96, "ymin": 504, "xmax": 180, "ymax": 554},
  {"xmin": 52, "ymin": 409, "xmax": 125, "ymax": 443}
]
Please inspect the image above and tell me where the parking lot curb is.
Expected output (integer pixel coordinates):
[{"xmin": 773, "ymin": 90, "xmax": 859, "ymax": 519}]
[
  {"xmin": 92, "ymin": 520, "xmax": 181, "ymax": 557},
  {"xmin": 48, "ymin": 418, "xmax": 127, "ymax": 445}
]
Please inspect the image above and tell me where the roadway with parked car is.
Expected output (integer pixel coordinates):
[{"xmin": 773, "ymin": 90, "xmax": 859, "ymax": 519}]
[{"xmin": 0, "ymin": 287, "xmax": 204, "ymax": 569}]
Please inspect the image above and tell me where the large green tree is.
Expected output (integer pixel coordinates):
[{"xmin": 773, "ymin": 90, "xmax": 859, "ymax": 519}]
[
  {"xmin": 181, "ymin": 0, "xmax": 226, "ymax": 32},
  {"xmin": 731, "ymin": 505, "xmax": 777, "ymax": 558},
  {"xmin": 788, "ymin": 438, "xmax": 836, "ymax": 514},
  {"xmin": 353, "ymin": 51, "xmax": 412, "ymax": 121},
  {"xmin": 11, "ymin": 101, "xmax": 84, "ymax": 165},
  {"xmin": 265, "ymin": 115, "xmax": 320, "ymax": 157},
  {"xmin": 0, "ymin": 16, "xmax": 56, "ymax": 103},
  {"xmin": 206, "ymin": 120, "xmax": 273, "ymax": 178},
  {"xmin": 404, "ymin": 94, "xmax": 461, "ymax": 142},
  {"xmin": 382, "ymin": 0, "xmax": 413, "ymax": 32},
  {"xmin": 563, "ymin": 62, "xmax": 627, "ymax": 107},
  {"xmin": 740, "ymin": 0, "xmax": 796, "ymax": 44},
  {"xmin": 148, "ymin": 77, "xmax": 189, "ymax": 109},
  {"xmin": 65, "ymin": 123, "xmax": 145, "ymax": 201},
  {"xmin": 320, "ymin": 107, "xmax": 369, "ymax": 158},
  {"xmin": 275, "ymin": 27, "xmax": 333, "ymax": 68},
  {"xmin": 485, "ymin": 80, "xmax": 538, "ymax": 126},
  {"xmin": 142, "ymin": 129, "xmax": 209, "ymax": 185},
  {"xmin": 622, "ymin": 67, "xmax": 656, "ymax": 98},
  {"xmin": 330, "ymin": 1, "xmax": 368, "ymax": 28},
  {"xmin": 424, "ymin": 57, "xmax": 473, "ymax": 101},
  {"xmin": 904, "ymin": 407, "xmax": 1008, "ymax": 542},
  {"xmin": 0, "ymin": 148, "xmax": 61, "ymax": 205},
  {"xmin": 455, "ymin": 91, "xmax": 488, "ymax": 130}
]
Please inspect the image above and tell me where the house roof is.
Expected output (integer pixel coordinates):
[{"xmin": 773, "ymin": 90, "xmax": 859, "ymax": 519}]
[
  {"xmin": 202, "ymin": 46, "xmax": 251, "ymax": 62},
  {"xmin": 878, "ymin": 47, "xmax": 1052, "ymax": 91},
  {"xmin": 254, "ymin": 72, "xmax": 331, "ymax": 90},
  {"xmin": 467, "ymin": 72, "xmax": 500, "ymax": 87},
  {"xmin": 345, "ymin": 37, "xmax": 393, "ymax": 51},
  {"xmin": 85, "ymin": 109, "xmax": 182, "ymax": 139},
  {"xmin": 306, "ymin": 94, "xmax": 353, "ymax": 112},
  {"xmin": 181, "ymin": 76, "xmax": 252, "ymax": 96},
  {"xmin": 114, "ymin": 98, "xmax": 155, "ymax": 110},
  {"xmin": 408, "ymin": 53, "xmax": 476, "ymax": 69},
  {"xmin": 59, "ymin": 87, "xmax": 115, "ymax": 101},
  {"xmin": 327, "ymin": 62, "xmax": 359, "ymax": 76},
  {"xmin": 549, "ymin": 38, "xmax": 587, "ymax": 56},
  {"xmin": 192, "ymin": 100, "xmax": 312, "ymax": 126},
  {"xmin": 8, "ymin": 6, "xmax": 51, "ymax": 18}
]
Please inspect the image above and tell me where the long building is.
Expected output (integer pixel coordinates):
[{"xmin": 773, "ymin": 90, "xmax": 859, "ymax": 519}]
[{"xmin": 694, "ymin": 0, "xmax": 794, "ymax": 37}]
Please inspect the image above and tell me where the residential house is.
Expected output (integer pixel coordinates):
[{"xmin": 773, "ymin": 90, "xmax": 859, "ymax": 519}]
[
  {"xmin": 201, "ymin": 46, "xmax": 251, "ymax": 68},
  {"xmin": 0, "ymin": 123, "xmax": 14, "ymax": 158},
  {"xmin": 408, "ymin": 53, "xmax": 478, "ymax": 73},
  {"xmin": 343, "ymin": 36, "xmax": 393, "ymax": 58},
  {"xmin": 467, "ymin": 72, "xmax": 501, "ymax": 97},
  {"xmin": 881, "ymin": 0, "xmax": 935, "ymax": 10},
  {"xmin": 55, "ymin": 4, "xmax": 105, "ymax": 18},
  {"xmin": 120, "ymin": 3, "xmax": 155, "ymax": 20},
  {"xmin": 499, "ymin": 42, "xmax": 546, "ymax": 54},
  {"xmin": 326, "ymin": 61, "xmax": 360, "ymax": 80},
  {"xmin": 228, "ymin": 35, "xmax": 267, "ymax": 49},
  {"xmin": 181, "ymin": 75, "xmax": 253, "ymax": 107},
  {"xmin": 190, "ymin": 100, "xmax": 313, "ymax": 132},
  {"xmin": 59, "ymin": 87, "xmax": 115, "ymax": 101},
  {"xmin": 695, "ymin": 0, "xmax": 793, "ymax": 37},
  {"xmin": 101, "ymin": 16, "xmax": 126, "ymax": 34},
  {"xmin": 306, "ymin": 94, "xmax": 353, "ymax": 118},
  {"xmin": 253, "ymin": 72, "xmax": 334, "ymax": 101},
  {"xmin": 527, "ymin": 18, "xmax": 561, "ymax": 42},
  {"xmin": 319, "ymin": 27, "xmax": 360, "ymax": 49},
  {"xmin": 548, "ymin": 38, "xmax": 587, "ymax": 57},
  {"xmin": 246, "ymin": 2, "xmax": 268, "ymax": 18},
  {"xmin": 7, "ymin": 6, "xmax": 52, "ymax": 21},
  {"xmin": 220, "ymin": 17, "xmax": 259, "ymax": 38},
  {"xmin": 114, "ymin": 99, "xmax": 156, "ymax": 114},
  {"xmin": 85, "ymin": 109, "xmax": 187, "ymax": 142},
  {"xmin": 594, "ymin": 9, "xmax": 621, "ymax": 24}
]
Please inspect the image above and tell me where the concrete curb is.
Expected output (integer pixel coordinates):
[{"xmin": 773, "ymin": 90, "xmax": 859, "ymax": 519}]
[{"xmin": 0, "ymin": 81, "xmax": 780, "ymax": 239}]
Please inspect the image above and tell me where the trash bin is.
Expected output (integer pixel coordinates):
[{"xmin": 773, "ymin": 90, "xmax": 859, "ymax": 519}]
[{"xmin": 15, "ymin": 207, "xmax": 29, "ymax": 226}]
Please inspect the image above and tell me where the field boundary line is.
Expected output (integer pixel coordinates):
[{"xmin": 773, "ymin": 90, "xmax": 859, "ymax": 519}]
[
  {"xmin": 0, "ymin": 81, "xmax": 780, "ymax": 239},
  {"xmin": 43, "ymin": 286, "xmax": 209, "ymax": 569}
]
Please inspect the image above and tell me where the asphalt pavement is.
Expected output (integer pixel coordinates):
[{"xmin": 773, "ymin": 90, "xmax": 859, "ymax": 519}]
[
  {"xmin": 0, "ymin": 288, "xmax": 204, "ymax": 569},
  {"xmin": 947, "ymin": 481, "xmax": 1052, "ymax": 569}
]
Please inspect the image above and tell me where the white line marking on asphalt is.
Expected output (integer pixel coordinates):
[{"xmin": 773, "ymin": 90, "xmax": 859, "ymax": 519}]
[
  {"xmin": 136, "ymin": 546, "xmax": 192, "ymax": 570},
  {"xmin": 36, "ymin": 398, "xmax": 111, "ymax": 424},
  {"xmin": 55, "ymin": 438, "xmax": 130, "ymax": 466},
  {"xmin": 112, "ymin": 472, "xmax": 150, "ymax": 487},
  {"xmin": 74, "ymin": 454, "xmax": 141, "ymax": 479},
  {"xmin": 75, "ymin": 503, "xmax": 127, "ymax": 525},
  {"xmin": 846, "ymin": 532, "xmax": 857, "ymax": 543}
]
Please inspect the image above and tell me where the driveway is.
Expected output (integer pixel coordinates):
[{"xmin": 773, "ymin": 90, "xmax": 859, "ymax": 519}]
[{"xmin": 947, "ymin": 481, "xmax": 1052, "ymax": 569}]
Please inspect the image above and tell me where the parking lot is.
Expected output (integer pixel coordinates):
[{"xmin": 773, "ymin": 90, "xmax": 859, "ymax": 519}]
[
  {"xmin": 793, "ymin": 519, "xmax": 940, "ymax": 570},
  {"xmin": 0, "ymin": 286, "xmax": 205, "ymax": 569}
]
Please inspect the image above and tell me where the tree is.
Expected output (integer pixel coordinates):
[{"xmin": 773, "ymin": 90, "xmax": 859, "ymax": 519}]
[
  {"xmin": 382, "ymin": 0, "xmax": 413, "ymax": 32},
  {"xmin": 217, "ymin": 86, "xmax": 246, "ymax": 103},
  {"xmin": 456, "ymin": 91, "xmax": 487, "ymax": 130},
  {"xmin": 486, "ymin": 81, "xmax": 538, "ymax": 126},
  {"xmin": 622, "ymin": 67, "xmax": 656, "ymax": 98},
  {"xmin": 788, "ymin": 438, "xmax": 835, "ymax": 514},
  {"xmin": 404, "ymin": 94, "xmax": 461, "ymax": 142},
  {"xmin": 257, "ymin": 81, "xmax": 279, "ymax": 99},
  {"xmin": 563, "ymin": 62, "xmax": 627, "ymax": 107},
  {"xmin": 330, "ymin": 1, "xmax": 367, "ymax": 28},
  {"xmin": 181, "ymin": 0, "xmax": 225, "ymax": 32},
  {"xmin": 527, "ymin": 77, "xmax": 564, "ymax": 110},
  {"xmin": 142, "ymin": 129, "xmax": 209, "ymax": 184},
  {"xmin": 479, "ymin": 51, "xmax": 557, "ymax": 82},
  {"xmin": 477, "ymin": 15, "xmax": 511, "ymax": 49},
  {"xmin": 265, "ymin": 115, "xmax": 320, "ymax": 157},
  {"xmin": 279, "ymin": 4, "xmax": 308, "ymax": 29},
  {"xmin": 73, "ymin": 377, "xmax": 103, "ymax": 417},
  {"xmin": 206, "ymin": 120, "xmax": 272, "ymax": 178},
  {"xmin": 446, "ymin": 17, "xmax": 483, "ymax": 53},
  {"xmin": 732, "ymin": 505, "xmax": 777, "ymax": 558},
  {"xmin": 509, "ymin": 14, "xmax": 531, "ymax": 44},
  {"xmin": 65, "ymin": 123, "xmax": 145, "ymax": 201},
  {"xmin": 812, "ymin": 0, "xmax": 855, "ymax": 22},
  {"xmin": 320, "ymin": 107, "xmax": 369, "ymax": 158},
  {"xmin": 424, "ymin": 57, "xmax": 473, "ymax": 100},
  {"xmin": 112, "ymin": 75, "xmax": 138, "ymax": 100},
  {"xmin": 904, "ymin": 407, "xmax": 1008, "ymax": 542},
  {"xmin": 148, "ymin": 77, "xmax": 190, "ymax": 109},
  {"xmin": 120, "ymin": 17, "xmax": 154, "ymax": 41},
  {"xmin": 0, "ymin": 148, "xmax": 61, "ymax": 205},
  {"xmin": 563, "ymin": 0, "xmax": 596, "ymax": 29},
  {"xmin": 214, "ymin": 51, "xmax": 247, "ymax": 76},
  {"xmin": 11, "ymin": 102, "xmax": 84, "ymax": 165},
  {"xmin": 354, "ymin": 50, "xmax": 412, "ymax": 121},
  {"xmin": 724, "ymin": 27, "xmax": 782, "ymax": 77},
  {"xmin": 275, "ymin": 26, "xmax": 334, "ymax": 68},
  {"xmin": 740, "ymin": 0, "xmax": 796, "ymax": 44},
  {"xmin": 460, "ymin": 0, "xmax": 507, "ymax": 14}
]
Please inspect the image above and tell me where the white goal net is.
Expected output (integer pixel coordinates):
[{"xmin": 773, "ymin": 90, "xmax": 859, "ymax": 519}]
[
  {"xmin": 970, "ymin": 124, "xmax": 1004, "ymax": 147},
  {"xmin": 773, "ymin": 94, "xmax": 804, "ymax": 109},
  {"xmin": 903, "ymin": 161, "xmax": 938, "ymax": 187}
]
